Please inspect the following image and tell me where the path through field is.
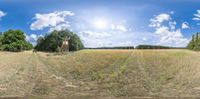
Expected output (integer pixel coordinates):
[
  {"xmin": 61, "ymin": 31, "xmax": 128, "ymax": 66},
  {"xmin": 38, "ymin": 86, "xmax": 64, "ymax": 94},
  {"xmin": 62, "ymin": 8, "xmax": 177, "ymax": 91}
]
[{"xmin": 1, "ymin": 50, "xmax": 200, "ymax": 98}]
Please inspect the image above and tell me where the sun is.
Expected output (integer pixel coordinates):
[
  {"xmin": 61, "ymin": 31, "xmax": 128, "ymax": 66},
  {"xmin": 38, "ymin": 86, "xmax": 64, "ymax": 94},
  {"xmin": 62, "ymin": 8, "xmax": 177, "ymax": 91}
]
[{"xmin": 93, "ymin": 18, "xmax": 108, "ymax": 29}]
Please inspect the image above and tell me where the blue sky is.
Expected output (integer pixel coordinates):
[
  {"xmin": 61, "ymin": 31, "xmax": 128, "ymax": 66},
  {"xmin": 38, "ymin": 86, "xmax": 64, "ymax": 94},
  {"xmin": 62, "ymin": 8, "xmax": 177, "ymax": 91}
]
[{"xmin": 0, "ymin": 0, "xmax": 200, "ymax": 47}]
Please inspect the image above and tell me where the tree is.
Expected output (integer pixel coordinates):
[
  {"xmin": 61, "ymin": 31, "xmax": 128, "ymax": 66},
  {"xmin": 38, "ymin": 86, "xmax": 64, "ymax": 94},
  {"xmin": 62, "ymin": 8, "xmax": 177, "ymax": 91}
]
[
  {"xmin": 187, "ymin": 33, "xmax": 200, "ymax": 51},
  {"xmin": 69, "ymin": 34, "xmax": 84, "ymax": 51},
  {"xmin": 187, "ymin": 34, "xmax": 195, "ymax": 50},
  {"xmin": 0, "ymin": 29, "xmax": 33, "ymax": 52},
  {"xmin": 0, "ymin": 32, "xmax": 3, "ymax": 46},
  {"xmin": 35, "ymin": 30, "xmax": 84, "ymax": 52}
]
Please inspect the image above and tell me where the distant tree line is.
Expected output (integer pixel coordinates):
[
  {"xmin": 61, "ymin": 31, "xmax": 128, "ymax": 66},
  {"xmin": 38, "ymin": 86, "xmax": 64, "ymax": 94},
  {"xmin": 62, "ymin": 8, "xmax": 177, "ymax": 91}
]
[
  {"xmin": 187, "ymin": 33, "xmax": 200, "ymax": 50},
  {"xmin": 136, "ymin": 45, "xmax": 170, "ymax": 49},
  {"xmin": 85, "ymin": 45, "xmax": 185, "ymax": 50},
  {"xmin": 0, "ymin": 29, "xmax": 33, "ymax": 52},
  {"xmin": 136, "ymin": 45, "xmax": 185, "ymax": 49},
  {"xmin": 85, "ymin": 46, "xmax": 134, "ymax": 49},
  {"xmin": 35, "ymin": 30, "xmax": 84, "ymax": 52}
]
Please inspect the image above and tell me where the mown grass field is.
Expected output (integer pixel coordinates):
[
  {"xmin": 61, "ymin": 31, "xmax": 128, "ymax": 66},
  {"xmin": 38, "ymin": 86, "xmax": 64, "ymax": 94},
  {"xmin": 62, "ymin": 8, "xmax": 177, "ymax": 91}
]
[{"xmin": 1, "ymin": 49, "xmax": 200, "ymax": 98}]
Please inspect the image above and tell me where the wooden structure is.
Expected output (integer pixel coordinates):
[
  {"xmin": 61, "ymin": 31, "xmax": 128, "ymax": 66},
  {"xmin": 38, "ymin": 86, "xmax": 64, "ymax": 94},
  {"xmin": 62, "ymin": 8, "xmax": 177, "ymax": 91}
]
[{"xmin": 61, "ymin": 37, "xmax": 70, "ymax": 52}]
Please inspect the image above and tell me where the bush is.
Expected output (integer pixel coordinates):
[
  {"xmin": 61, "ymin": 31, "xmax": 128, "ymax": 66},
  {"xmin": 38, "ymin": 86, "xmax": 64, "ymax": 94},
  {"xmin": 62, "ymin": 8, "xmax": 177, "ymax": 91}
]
[{"xmin": 35, "ymin": 30, "xmax": 84, "ymax": 52}]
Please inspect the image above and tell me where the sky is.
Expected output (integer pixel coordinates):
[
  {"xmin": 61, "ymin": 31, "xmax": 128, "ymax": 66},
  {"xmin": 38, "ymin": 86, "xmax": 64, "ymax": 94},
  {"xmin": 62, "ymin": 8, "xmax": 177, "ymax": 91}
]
[{"xmin": 0, "ymin": 0, "xmax": 200, "ymax": 47}]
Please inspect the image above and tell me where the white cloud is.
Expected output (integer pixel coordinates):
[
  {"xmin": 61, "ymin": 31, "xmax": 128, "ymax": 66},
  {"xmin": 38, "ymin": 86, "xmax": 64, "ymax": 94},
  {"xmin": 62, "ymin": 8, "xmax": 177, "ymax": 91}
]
[
  {"xmin": 149, "ymin": 13, "xmax": 171, "ymax": 28},
  {"xmin": 0, "ymin": 10, "xmax": 6, "ymax": 20},
  {"xmin": 30, "ymin": 34, "xmax": 37, "ymax": 41},
  {"xmin": 30, "ymin": 11, "xmax": 74, "ymax": 31},
  {"xmin": 149, "ymin": 13, "xmax": 189, "ymax": 47},
  {"xmin": 26, "ymin": 33, "xmax": 43, "ymax": 45},
  {"xmin": 181, "ymin": 22, "xmax": 190, "ymax": 29},
  {"xmin": 154, "ymin": 26, "xmax": 188, "ymax": 46},
  {"xmin": 49, "ymin": 22, "xmax": 71, "ymax": 32},
  {"xmin": 169, "ymin": 21, "xmax": 176, "ymax": 30},
  {"xmin": 78, "ymin": 29, "xmax": 138, "ymax": 47},
  {"xmin": 193, "ymin": 10, "xmax": 200, "ymax": 21},
  {"xmin": 76, "ymin": 20, "xmax": 135, "ymax": 47}
]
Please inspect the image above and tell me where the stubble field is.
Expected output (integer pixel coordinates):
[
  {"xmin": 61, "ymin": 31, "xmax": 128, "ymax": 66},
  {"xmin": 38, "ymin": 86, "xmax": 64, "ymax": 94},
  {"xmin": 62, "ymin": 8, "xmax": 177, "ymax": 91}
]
[{"xmin": 0, "ymin": 49, "xmax": 200, "ymax": 98}]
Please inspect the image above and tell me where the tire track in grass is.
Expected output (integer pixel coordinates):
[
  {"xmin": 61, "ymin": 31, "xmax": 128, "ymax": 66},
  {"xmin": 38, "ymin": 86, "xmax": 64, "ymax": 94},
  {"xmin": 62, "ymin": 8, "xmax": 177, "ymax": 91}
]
[
  {"xmin": 135, "ymin": 50, "xmax": 157, "ymax": 96},
  {"xmin": 0, "ymin": 52, "xmax": 37, "ymax": 98},
  {"xmin": 10, "ymin": 52, "xmax": 44, "ymax": 97},
  {"xmin": 95, "ymin": 50, "xmax": 138, "ymax": 97},
  {"xmin": 109, "ymin": 50, "xmax": 135, "ymax": 78},
  {"xmin": 104, "ymin": 50, "xmax": 155, "ymax": 97},
  {"xmin": 92, "ymin": 50, "xmax": 135, "ymax": 81},
  {"xmin": 27, "ymin": 53, "xmax": 60, "ymax": 97},
  {"xmin": 25, "ymin": 54, "xmax": 38, "ymax": 97},
  {"xmin": 26, "ymin": 52, "xmax": 78, "ymax": 97}
]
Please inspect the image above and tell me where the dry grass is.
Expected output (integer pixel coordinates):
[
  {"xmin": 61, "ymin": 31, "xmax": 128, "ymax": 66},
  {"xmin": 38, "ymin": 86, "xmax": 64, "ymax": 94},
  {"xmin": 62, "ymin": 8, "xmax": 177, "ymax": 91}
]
[{"xmin": 1, "ymin": 49, "xmax": 200, "ymax": 98}]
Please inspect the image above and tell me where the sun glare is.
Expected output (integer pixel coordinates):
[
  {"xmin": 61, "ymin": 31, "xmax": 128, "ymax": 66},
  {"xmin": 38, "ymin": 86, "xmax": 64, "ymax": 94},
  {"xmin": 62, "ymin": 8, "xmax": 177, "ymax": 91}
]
[{"xmin": 93, "ymin": 18, "xmax": 108, "ymax": 29}]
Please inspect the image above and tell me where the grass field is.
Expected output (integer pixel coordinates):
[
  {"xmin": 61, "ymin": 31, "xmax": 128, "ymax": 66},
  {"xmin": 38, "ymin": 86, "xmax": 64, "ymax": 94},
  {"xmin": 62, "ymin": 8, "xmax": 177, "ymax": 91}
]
[{"xmin": 1, "ymin": 49, "xmax": 200, "ymax": 98}]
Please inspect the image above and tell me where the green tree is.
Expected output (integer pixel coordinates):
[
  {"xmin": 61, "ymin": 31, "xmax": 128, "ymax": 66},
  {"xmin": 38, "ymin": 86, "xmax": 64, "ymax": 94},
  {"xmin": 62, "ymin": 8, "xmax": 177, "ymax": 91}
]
[
  {"xmin": 0, "ymin": 32, "xmax": 3, "ymax": 45},
  {"xmin": 35, "ymin": 30, "xmax": 84, "ymax": 52},
  {"xmin": 69, "ymin": 34, "xmax": 84, "ymax": 51},
  {"xmin": 187, "ymin": 34, "xmax": 195, "ymax": 50},
  {"xmin": 0, "ymin": 29, "xmax": 33, "ymax": 52},
  {"xmin": 187, "ymin": 33, "xmax": 200, "ymax": 51}
]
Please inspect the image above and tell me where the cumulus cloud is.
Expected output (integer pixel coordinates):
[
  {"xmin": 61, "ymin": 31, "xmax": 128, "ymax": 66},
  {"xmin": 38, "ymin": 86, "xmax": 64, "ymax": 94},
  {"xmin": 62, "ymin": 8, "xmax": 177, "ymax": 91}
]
[
  {"xmin": 149, "ymin": 13, "xmax": 189, "ymax": 47},
  {"xmin": 76, "ymin": 20, "xmax": 136, "ymax": 47},
  {"xmin": 0, "ymin": 10, "xmax": 6, "ymax": 20},
  {"xmin": 79, "ymin": 30, "xmax": 115, "ymax": 47},
  {"xmin": 49, "ymin": 22, "xmax": 71, "ymax": 32},
  {"xmin": 30, "ymin": 11, "xmax": 74, "ymax": 31},
  {"xmin": 26, "ymin": 33, "xmax": 43, "ymax": 45},
  {"xmin": 193, "ymin": 10, "xmax": 200, "ymax": 21},
  {"xmin": 78, "ymin": 29, "xmax": 138, "ymax": 47},
  {"xmin": 169, "ymin": 21, "xmax": 176, "ymax": 30},
  {"xmin": 149, "ymin": 13, "xmax": 171, "ymax": 28},
  {"xmin": 181, "ymin": 22, "xmax": 189, "ymax": 29},
  {"xmin": 154, "ymin": 26, "xmax": 188, "ymax": 46}
]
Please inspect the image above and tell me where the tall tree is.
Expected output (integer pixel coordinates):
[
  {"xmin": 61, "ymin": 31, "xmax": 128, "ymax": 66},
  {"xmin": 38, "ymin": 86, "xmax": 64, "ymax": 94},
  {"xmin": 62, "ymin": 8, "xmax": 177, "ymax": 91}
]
[
  {"xmin": 187, "ymin": 34, "xmax": 195, "ymax": 50},
  {"xmin": 187, "ymin": 33, "xmax": 200, "ymax": 51}
]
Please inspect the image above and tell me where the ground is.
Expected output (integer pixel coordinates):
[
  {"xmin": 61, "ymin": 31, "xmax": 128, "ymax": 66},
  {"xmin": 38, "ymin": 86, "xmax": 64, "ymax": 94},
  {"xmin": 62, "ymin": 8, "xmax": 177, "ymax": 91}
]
[{"xmin": 1, "ymin": 49, "xmax": 200, "ymax": 98}]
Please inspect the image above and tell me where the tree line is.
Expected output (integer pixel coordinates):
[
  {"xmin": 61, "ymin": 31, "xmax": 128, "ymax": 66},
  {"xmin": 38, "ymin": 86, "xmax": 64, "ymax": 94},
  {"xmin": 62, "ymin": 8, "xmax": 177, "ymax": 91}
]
[
  {"xmin": 85, "ymin": 45, "xmax": 185, "ymax": 50},
  {"xmin": 136, "ymin": 45, "xmax": 185, "ymax": 49},
  {"xmin": 1, "ymin": 29, "xmax": 195, "ymax": 52},
  {"xmin": 85, "ymin": 46, "xmax": 134, "ymax": 49},
  {"xmin": 0, "ymin": 29, "xmax": 84, "ymax": 52}
]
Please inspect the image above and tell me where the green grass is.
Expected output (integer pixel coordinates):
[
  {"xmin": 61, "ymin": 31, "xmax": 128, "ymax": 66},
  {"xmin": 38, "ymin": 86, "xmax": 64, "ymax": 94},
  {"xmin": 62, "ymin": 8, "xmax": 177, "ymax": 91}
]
[{"xmin": 1, "ymin": 49, "xmax": 200, "ymax": 98}]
